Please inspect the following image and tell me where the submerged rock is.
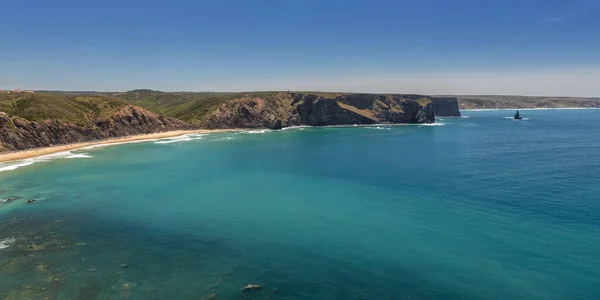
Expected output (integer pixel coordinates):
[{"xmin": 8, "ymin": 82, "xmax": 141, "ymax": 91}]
[
  {"xmin": 241, "ymin": 284, "xmax": 262, "ymax": 292},
  {"xmin": 1, "ymin": 197, "xmax": 17, "ymax": 203}
]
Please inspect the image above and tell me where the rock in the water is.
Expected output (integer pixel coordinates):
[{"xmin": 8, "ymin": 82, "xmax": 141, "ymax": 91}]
[
  {"xmin": 208, "ymin": 293, "xmax": 217, "ymax": 300},
  {"xmin": 514, "ymin": 110, "xmax": 522, "ymax": 120},
  {"xmin": 26, "ymin": 199, "xmax": 36, "ymax": 203},
  {"xmin": 241, "ymin": 284, "xmax": 262, "ymax": 292}
]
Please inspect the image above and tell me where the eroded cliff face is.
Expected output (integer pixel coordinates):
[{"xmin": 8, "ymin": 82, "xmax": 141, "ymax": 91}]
[
  {"xmin": 204, "ymin": 93, "xmax": 439, "ymax": 129},
  {"xmin": 204, "ymin": 97, "xmax": 284, "ymax": 130},
  {"xmin": 430, "ymin": 97, "xmax": 462, "ymax": 116},
  {"xmin": 0, "ymin": 106, "xmax": 189, "ymax": 151}
]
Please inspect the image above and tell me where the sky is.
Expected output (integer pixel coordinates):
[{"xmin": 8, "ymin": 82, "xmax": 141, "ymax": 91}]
[{"xmin": 1, "ymin": 0, "xmax": 599, "ymax": 96}]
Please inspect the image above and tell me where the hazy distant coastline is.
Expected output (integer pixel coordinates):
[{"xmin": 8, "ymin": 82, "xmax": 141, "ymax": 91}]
[{"xmin": 453, "ymin": 95, "xmax": 600, "ymax": 110}]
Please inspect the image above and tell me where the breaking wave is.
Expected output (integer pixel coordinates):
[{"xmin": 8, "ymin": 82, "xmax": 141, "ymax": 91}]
[
  {"xmin": 0, "ymin": 238, "xmax": 16, "ymax": 249},
  {"xmin": 0, "ymin": 151, "xmax": 92, "ymax": 173},
  {"xmin": 243, "ymin": 129, "xmax": 272, "ymax": 134},
  {"xmin": 153, "ymin": 134, "xmax": 206, "ymax": 144},
  {"xmin": 281, "ymin": 126, "xmax": 311, "ymax": 131},
  {"xmin": 503, "ymin": 117, "xmax": 530, "ymax": 120},
  {"xmin": 365, "ymin": 126, "xmax": 392, "ymax": 130}
]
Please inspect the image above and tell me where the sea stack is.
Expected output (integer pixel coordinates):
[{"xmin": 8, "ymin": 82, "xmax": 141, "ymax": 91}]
[{"xmin": 514, "ymin": 111, "xmax": 522, "ymax": 120}]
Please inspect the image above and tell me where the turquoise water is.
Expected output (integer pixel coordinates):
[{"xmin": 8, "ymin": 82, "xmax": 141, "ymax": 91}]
[{"xmin": 1, "ymin": 109, "xmax": 600, "ymax": 299}]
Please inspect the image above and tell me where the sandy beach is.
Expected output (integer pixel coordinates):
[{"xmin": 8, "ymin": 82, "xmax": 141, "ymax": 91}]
[{"xmin": 0, "ymin": 129, "xmax": 238, "ymax": 163}]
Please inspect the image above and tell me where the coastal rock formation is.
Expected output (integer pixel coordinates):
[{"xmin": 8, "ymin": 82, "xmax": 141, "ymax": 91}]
[
  {"xmin": 0, "ymin": 91, "xmax": 460, "ymax": 151},
  {"xmin": 0, "ymin": 107, "xmax": 189, "ymax": 151},
  {"xmin": 204, "ymin": 93, "xmax": 440, "ymax": 129},
  {"xmin": 94, "ymin": 105, "xmax": 188, "ymax": 136},
  {"xmin": 204, "ymin": 97, "xmax": 284, "ymax": 130},
  {"xmin": 430, "ymin": 97, "xmax": 462, "ymax": 116}
]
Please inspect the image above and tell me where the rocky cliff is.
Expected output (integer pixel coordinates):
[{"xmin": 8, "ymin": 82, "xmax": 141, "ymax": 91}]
[
  {"xmin": 204, "ymin": 93, "xmax": 437, "ymax": 129},
  {"xmin": 0, "ymin": 106, "xmax": 189, "ymax": 151},
  {"xmin": 430, "ymin": 97, "xmax": 462, "ymax": 116},
  {"xmin": 0, "ymin": 91, "xmax": 458, "ymax": 152}
]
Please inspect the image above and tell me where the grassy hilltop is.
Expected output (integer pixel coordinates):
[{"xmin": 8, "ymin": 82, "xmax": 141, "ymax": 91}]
[
  {"xmin": 0, "ymin": 92, "xmax": 127, "ymax": 127},
  {"xmin": 116, "ymin": 90, "xmax": 352, "ymax": 124},
  {"xmin": 3, "ymin": 91, "xmax": 600, "ymax": 127}
]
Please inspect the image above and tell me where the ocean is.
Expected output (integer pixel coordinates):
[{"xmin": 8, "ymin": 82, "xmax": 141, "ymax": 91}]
[{"xmin": 1, "ymin": 109, "xmax": 600, "ymax": 299}]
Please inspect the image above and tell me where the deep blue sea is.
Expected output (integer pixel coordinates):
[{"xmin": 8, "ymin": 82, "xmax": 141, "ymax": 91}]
[{"xmin": 1, "ymin": 109, "xmax": 600, "ymax": 300}]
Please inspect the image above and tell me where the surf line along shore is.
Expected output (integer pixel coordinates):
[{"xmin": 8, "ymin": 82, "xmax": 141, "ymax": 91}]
[{"xmin": 0, "ymin": 129, "xmax": 239, "ymax": 164}]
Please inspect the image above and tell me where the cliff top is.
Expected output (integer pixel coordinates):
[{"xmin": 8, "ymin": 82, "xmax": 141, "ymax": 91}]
[{"xmin": 0, "ymin": 93, "xmax": 128, "ymax": 126}]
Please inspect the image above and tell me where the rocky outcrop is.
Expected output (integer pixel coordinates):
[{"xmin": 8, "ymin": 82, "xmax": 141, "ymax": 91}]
[
  {"xmin": 514, "ymin": 111, "xmax": 522, "ymax": 120},
  {"xmin": 204, "ymin": 93, "xmax": 437, "ymax": 129},
  {"xmin": 0, "ymin": 106, "xmax": 189, "ymax": 151},
  {"xmin": 204, "ymin": 98, "xmax": 284, "ymax": 129},
  {"xmin": 292, "ymin": 94, "xmax": 436, "ymax": 125},
  {"xmin": 95, "ymin": 105, "xmax": 189, "ymax": 136}
]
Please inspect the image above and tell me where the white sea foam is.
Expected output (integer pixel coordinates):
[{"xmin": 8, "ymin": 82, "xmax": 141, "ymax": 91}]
[
  {"xmin": 0, "ymin": 238, "xmax": 16, "ymax": 249},
  {"xmin": 154, "ymin": 136, "xmax": 193, "ymax": 144},
  {"xmin": 154, "ymin": 133, "xmax": 207, "ymax": 144},
  {"xmin": 415, "ymin": 122, "xmax": 445, "ymax": 126},
  {"xmin": 0, "ymin": 150, "xmax": 92, "ymax": 173},
  {"xmin": 503, "ymin": 117, "xmax": 530, "ymax": 120},
  {"xmin": 461, "ymin": 116, "xmax": 472, "ymax": 118},
  {"xmin": 365, "ymin": 126, "xmax": 392, "ymax": 130},
  {"xmin": 324, "ymin": 122, "xmax": 446, "ymax": 129},
  {"xmin": 66, "ymin": 153, "xmax": 93, "ymax": 159},
  {"xmin": 281, "ymin": 126, "xmax": 311, "ymax": 131},
  {"xmin": 244, "ymin": 129, "xmax": 272, "ymax": 134},
  {"xmin": 0, "ymin": 160, "xmax": 36, "ymax": 172}
]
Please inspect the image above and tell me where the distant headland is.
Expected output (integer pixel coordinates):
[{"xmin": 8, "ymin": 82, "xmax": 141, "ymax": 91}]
[{"xmin": 454, "ymin": 95, "xmax": 600, "ymax": 110}]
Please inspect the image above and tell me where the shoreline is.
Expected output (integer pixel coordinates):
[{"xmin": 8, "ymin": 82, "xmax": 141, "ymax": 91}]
[{"xmin": 0, "ymin": 129, "xmax": 238, "ymax": 164}]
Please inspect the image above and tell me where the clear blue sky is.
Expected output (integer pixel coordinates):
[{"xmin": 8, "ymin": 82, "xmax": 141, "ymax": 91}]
[{"xmin": 1, "ymin": 0, "xmax": 599, "ymax": 96}]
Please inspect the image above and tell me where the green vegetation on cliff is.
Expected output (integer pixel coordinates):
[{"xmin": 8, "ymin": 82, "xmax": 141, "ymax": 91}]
[
  {"xmin": 116, "ymin": 90, "xmax": 352, "ymax": 125},
  {"xmin": 0, "ymin": 92, "xmax": 189, "ymax": 151},
  {"xmin": 0, "ymin": 93, "xmax": 127, "ymax": 127},
  {"xmin": 116, "ymin": 90, "xmax": 242, "ymax": 123}
]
